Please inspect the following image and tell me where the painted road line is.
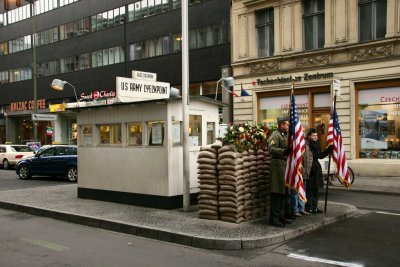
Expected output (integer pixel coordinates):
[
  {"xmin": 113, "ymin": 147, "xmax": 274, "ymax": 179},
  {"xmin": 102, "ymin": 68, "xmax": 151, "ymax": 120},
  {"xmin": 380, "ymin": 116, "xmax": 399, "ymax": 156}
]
[
  {"xmin": 20, "ymin": 238, "xmax": 69, "ymax": 252},
  {"xmin": 288, "ymin": 253, "xmax": 364, "ymax": 267},
  {"xmin": 375, "ymin": 211, "xmax": 400, "ymax": 216}
]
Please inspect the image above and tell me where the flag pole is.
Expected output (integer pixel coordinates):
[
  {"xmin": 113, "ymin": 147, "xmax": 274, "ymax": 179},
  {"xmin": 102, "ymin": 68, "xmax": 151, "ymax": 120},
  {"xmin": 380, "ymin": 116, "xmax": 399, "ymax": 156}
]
[
  {"xmin": 284, "ymin": 79, "xmax": 296, "ymax": 226},
  {"xmin": 324, "ymin": 85, "xmax": 337, "ymax": 213}
]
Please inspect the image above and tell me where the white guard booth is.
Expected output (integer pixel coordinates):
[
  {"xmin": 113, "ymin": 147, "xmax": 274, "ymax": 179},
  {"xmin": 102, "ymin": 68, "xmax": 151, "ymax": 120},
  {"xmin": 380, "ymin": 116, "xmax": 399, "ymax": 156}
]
[{"xmin": 75, "ymin": 96, "xmax": 224, "ymax": 209}]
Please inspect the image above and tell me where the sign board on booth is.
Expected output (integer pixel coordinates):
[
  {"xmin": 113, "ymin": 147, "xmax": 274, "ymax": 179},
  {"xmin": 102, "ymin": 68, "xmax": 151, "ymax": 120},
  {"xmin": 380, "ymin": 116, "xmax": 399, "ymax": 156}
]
[
  {"xmin": 132, "ymin": 70, "xmax": 157, "ymax": 81},
  {"xmin": 116, "ymin": 77, "xmax": 170, "ymax": 103}
]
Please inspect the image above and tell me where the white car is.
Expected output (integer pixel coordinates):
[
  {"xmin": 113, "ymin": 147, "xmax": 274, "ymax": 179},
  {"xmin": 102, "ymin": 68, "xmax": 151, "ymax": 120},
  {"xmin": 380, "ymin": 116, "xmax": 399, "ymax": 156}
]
[{"xmin": 0, "ymin": 145, "xmax": 35, "ymax": 170}]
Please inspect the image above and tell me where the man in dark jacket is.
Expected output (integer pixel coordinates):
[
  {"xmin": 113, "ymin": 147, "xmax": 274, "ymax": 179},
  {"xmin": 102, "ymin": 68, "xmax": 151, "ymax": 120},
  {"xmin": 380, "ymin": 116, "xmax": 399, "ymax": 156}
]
[
  {"xmin": 304, "ymin": 128, "xmax": 333, "ymax": 213},
  {"xmin": 268, "ymin": 116, "xmax": 292, "ymax": 227}
]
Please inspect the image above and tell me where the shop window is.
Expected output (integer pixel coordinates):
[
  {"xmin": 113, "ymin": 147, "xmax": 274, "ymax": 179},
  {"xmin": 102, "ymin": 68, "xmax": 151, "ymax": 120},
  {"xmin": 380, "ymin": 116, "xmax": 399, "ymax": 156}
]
[
  {"xmin": 207, "ymin": 122, "xmax": 215, "ymax": 145},
  {"xmin": 98, "ymin": 124, "xmax": 122, "ymax": 145},
  {"xmin": 81, "ymin": 125, "xmax": 93, "ymax": 145},
  {"xmin": 313, "ymin": 93, "xmax": 331, "ymax": 108},
  {"xmin": 358, "ymin": 87, "xmax": 400, "ymax": 159},
  {"xmin": 127, "ymin": 123, "xmax": 142, "ymax": 146},
  {"xmin": 260, "ymin": 95, "xmax": 309, "ymax": 129},
  {"xmin": 189, "ymin": 115, "xmax": 202, "ymax": 146},
  {"xmin": 359, "ymin": 0, "xmax": 387, "ymax": 42},
  {"xmin": 147, "ymin": 121, "xmax": 165, "ymax": 146},
  {"xmin": 256, "ymin": 8, "xmax": 274, "ymax": 57},
  {"xmin": 303, "ymin": 0, "xmax": 325, "ymax": 51}
]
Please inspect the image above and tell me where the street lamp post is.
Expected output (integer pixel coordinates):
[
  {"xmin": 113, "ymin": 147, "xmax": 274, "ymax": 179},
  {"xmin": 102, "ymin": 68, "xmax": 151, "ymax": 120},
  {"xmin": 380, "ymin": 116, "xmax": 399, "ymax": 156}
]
[
  {"xmin": 50, "ymin": 79, "xmax": 80, "ymax": 107},
  {"xmin": 26, "ymin": 0, "xmax": 38, "ymax": 140},
  {"xmin": 182, "ymin": 0, "xmax": 190, "ymax": 211},
  {"xmin": 214, "ymin": 77, "xmax": 235, "ymax": 100}
]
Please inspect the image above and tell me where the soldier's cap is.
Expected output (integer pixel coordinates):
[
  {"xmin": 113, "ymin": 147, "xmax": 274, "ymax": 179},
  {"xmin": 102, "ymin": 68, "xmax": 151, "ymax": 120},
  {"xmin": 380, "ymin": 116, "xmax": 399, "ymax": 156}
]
[{"xmin": 277, "ymin": 116, "xmax": 289, "ymax": 124}]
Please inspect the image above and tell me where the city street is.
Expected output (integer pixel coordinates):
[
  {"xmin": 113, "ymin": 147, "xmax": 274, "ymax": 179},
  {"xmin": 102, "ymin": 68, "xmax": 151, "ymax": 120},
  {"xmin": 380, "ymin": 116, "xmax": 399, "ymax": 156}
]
[{"xmin": 1, "ymin": 169, "xmax": 399, "ymax": 266}]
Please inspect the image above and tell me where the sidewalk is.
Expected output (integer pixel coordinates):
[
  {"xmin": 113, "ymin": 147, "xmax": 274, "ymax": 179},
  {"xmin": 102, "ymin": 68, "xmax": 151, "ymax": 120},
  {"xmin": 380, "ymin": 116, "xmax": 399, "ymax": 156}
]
[
  {"xmin": 329, "ymin": 176, "xmax": 400, "ymax": 195},
  {"xmin": 0, "ymin": 184, "xmax": 358, "ymax": 250}
]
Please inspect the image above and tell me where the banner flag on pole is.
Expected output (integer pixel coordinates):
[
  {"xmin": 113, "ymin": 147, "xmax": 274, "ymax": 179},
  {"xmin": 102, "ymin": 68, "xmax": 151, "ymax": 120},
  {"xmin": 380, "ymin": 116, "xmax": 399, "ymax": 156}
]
[
  {"xmin": 240, "ymin": 83, "xmax": 250, "ymax": 96},
  {"xmin": 284, "ymin": 85, "xmax": 307, "ymax": 202},
  {"xmin": 327, "ymin": 104, "xmax": 351, "ymax": 188}
]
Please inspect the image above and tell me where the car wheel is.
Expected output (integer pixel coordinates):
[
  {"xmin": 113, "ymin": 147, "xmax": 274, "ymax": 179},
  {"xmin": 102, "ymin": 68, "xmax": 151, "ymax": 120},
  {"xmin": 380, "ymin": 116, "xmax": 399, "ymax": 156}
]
[
  {"xmin": 3, "ymin": 159, "xmax": 10, "ymax": 170},
  {"xmin": 18, "ymin": 165, "xmax": 31, "ymax": 180},
  {"xmin": 66, "ymin": 166, "xmax": 78, "ymax": 182}
]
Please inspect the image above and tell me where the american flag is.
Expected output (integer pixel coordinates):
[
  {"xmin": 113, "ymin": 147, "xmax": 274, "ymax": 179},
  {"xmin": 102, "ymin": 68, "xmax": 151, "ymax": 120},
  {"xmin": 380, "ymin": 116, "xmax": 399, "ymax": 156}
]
[
  {"xmin": 327, "ymin": 105, "xmax": 351, "ymax": 187},
  {"xmin": 285, "ymin": 89, "xmax": 306, "ymax": 202}
]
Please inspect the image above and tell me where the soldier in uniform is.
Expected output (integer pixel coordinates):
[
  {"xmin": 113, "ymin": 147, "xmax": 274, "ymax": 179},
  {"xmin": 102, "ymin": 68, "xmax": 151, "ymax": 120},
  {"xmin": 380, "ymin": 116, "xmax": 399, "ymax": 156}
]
[{"xmin": 268, "ymin": 116, "xmax": 292, "ymax": 227}]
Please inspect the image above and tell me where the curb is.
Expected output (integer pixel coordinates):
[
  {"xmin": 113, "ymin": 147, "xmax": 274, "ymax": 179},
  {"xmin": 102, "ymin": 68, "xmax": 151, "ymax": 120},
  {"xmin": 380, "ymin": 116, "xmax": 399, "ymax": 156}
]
[{"xmin": 0, "ymin": 200, "xmax": 357, "ymax": 250}]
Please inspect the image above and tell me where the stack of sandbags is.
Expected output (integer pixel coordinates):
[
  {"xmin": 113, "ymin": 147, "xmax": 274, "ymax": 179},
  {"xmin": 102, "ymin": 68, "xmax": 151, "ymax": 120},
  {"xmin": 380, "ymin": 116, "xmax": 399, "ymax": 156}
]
[
  {"xmin": 217, "ymin": 145, "xmax": 245, "ymax": 224},
  {"xmin": 255, "ymin": 148, "xmax": 270, "ymax": 217},
  {"xmin": 197, "ymin": 146, "xmax": 219, "ymax": 220},
  {"xmin": 248, "ymin": 150, "xmax": 262, "ymax": 218},
  {"xmin": 241, "ymin": 150, "xmax": 253, "ymax": 221},
  {"xmin": 263, "ymin": 148, "xmax": 272, "ymax": 214}
]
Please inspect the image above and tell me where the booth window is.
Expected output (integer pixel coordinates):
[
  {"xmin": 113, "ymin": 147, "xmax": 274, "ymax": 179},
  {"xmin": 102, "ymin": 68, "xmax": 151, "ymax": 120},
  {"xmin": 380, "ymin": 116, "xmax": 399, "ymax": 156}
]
[
  {"xmin": 358, "ymin": 87, "xmax": 400, "ymax": 159},
  {"xmin": 81, "ymin": 125, "xmax": 93, "ymax": 146},
  {"xmin": 189, "ymin": 115, "xmax": 202, "ymax": 146},
  {"xmin": 127, "ymin": 123, "xmax": 142, "ymax": 146},
  {"xmin": 148, "ymin": 121, "xmax": 165, "ymax": 146},
  {"xmin": 172, "ymin": 121, "xmax": 182, "ymax": 145},
  {"xmin": 98, "ymin": 124, "xmax": 122, "ymax": 144},
  {"xmin": 207, "ymin": 122, "xmax": 215, "ymax": 144}
]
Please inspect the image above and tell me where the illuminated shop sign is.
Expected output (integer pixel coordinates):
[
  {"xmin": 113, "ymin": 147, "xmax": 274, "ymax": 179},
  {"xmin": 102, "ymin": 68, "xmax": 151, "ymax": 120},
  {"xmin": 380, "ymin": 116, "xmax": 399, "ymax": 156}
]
[
  {"xmin": 256, "ymin": 72, "xmax": 334, "ymax": 85},
  {"xmin": 9, "ymin": 99, "xmax": 47, "ymax": 112},
  {"xmin": 80, "ymin": 90, "xmax": 116, "ymax": 101}
]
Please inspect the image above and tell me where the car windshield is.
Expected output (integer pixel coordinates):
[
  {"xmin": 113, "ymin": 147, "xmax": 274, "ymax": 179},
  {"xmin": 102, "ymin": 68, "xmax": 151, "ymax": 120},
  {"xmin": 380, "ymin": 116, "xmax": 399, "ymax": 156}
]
[{"xmin": 11, "ymin": 146, "xmax": 33, "ymax": 152}]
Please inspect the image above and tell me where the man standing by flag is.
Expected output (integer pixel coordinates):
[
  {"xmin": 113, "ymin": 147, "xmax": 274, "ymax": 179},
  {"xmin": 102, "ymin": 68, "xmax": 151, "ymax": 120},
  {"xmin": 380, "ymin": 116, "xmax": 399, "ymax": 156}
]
[{"xmin": 268, "ymin": 116, "xmax": 292, "ymax": 227}]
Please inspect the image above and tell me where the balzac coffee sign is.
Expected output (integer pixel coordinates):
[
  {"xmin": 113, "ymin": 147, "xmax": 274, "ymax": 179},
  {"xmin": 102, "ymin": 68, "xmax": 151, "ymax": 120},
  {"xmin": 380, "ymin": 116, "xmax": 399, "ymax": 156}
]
[{"xmin": 80, "ymin": 90, "xmax": 116, "ymax": 101}]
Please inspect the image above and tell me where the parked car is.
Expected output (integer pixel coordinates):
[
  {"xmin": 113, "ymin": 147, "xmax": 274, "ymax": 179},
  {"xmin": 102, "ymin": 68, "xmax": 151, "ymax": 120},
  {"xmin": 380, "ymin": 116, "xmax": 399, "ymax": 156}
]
[
  {"xmin": 16, "ymin": 145, "xmax": 78, "ymax": 182},
  {"xmin": 0, "ymin": 144, "xmax": 35, "ymax": 169}
]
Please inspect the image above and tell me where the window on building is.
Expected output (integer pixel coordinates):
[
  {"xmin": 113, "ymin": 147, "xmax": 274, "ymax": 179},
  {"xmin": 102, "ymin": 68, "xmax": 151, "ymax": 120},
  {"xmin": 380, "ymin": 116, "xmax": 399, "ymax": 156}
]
[
  {"xmin": 260, "ymin": 95, "xmax": 309, "ymax": 129},
  {"xmin": 256, "ymin": 8, "xmax": 274, "ymax": 57},
  {"xmin": 129, "ymin": 36, "xmax": 169, "ymax": 60},
  {"xmin": 127, "ymin": 123, "xmax": 143, "ymax": 146},
  {"xmin": 148, "ymin": 121, "xmax": 165, "ymax": 146},
  {"xmin": 92, "ymin": 47, "xmax": 124, "ymax": 68},
  {"xmin": 99, "ymin": 124, "xmax": 122, "ymax": 145},
  {"xmin": 9, "ymin": 67, "xmax": 31, "ymax": 82},
  {"xmin": 60, "ymin": 53, "xmax": 89, "ymax": 73},
  {"xmin": 359, "ymin": 0, "xmax": 387, "ymax": 42},
  {"xmin": 358, "ymin": 87, "xmax": 400, "ymax": 159},
  {"xmin": 0, "ymin": 42, "xmax": 8, "ymax": 55},
  {"xmin": 81, "ymin": 125, "xmax": 93, "ymax": 146},
  {"xmin": 0, "ymin": 71, "xmax": 9, "ymax": 84},
  {"xmin": 189, "ymin": 115, "xmax": 202, "ymax": 146},
  {"xmin": 303, "ymin": 0, "xmax": 324, "ymax": 51}
]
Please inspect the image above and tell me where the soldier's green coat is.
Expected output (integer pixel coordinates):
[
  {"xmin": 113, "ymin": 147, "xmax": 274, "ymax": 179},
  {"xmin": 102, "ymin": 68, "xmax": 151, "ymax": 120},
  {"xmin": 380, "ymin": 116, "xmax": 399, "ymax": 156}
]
[{"xmin": 268, "ymin": 129, "xmax": 288, "ymax": 194}]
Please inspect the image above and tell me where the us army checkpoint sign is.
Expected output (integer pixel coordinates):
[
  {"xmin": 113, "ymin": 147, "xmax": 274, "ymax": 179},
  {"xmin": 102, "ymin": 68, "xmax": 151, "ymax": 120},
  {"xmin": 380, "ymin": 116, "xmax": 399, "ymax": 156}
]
[{"xmin": 116, "ymin": 77, "xmax": 170, "ymax": 103}]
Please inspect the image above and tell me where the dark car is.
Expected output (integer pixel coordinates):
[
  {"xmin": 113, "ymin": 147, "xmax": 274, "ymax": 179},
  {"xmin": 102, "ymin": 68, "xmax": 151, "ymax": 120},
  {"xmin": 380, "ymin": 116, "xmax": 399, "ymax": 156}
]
[{"xmin": 16, "ymin": 145, "xmax": 78, "ymax": 182}]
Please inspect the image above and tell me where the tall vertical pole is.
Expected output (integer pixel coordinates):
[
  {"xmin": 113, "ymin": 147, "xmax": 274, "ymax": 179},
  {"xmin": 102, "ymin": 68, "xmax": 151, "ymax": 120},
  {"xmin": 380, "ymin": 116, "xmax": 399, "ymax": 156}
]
[
  {"xmin": 31, "ymin": 1, "xmax": 38, "ymax": 141},
  {"xmin": 181, "ymin": 0, "xmax": 190, "ymax": 211},
  {"xmin": 324, "ymin": 87, "xmax": 336, "ymax": 213}
]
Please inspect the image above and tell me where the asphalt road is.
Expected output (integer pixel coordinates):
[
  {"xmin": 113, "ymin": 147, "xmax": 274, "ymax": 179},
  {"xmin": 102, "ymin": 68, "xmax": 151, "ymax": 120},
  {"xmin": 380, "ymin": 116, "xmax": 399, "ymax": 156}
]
[
  {"xmin": 1, "ymin": 169, "xmax": 399, "ymax": 266},
  {"xmin": 0, "ymin": 168, "xmax": 70, "ymax": 190}
]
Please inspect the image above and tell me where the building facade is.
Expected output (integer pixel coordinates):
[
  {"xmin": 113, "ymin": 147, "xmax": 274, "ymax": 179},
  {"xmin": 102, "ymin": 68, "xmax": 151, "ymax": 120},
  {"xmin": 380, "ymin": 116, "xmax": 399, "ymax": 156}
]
[
  {"xmin": 0, "ymin": 0, "xmax": 231, "ymax": 145},
  {"xmin": 231, "ymin": 0, "xmax": 400, "ymax": 176}
]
